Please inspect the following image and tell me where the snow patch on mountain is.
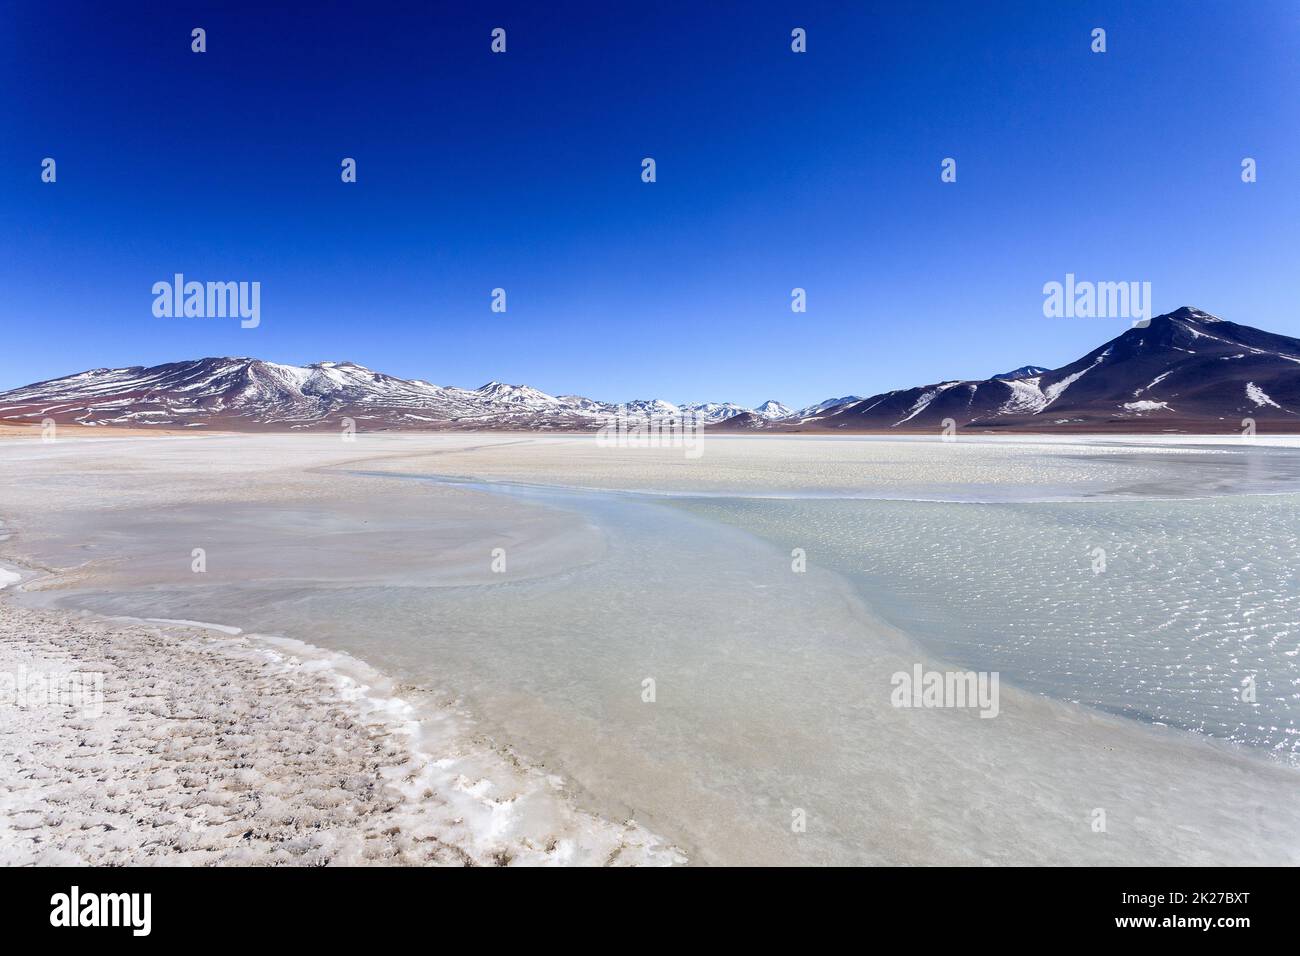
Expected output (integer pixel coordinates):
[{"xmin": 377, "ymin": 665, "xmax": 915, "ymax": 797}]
[
  {"xmin": 474, "ymin": 382, "xmax": 564, "ymax": 408},
  {"xmin": 999, "ymin": 377, "xmax": 1046, "ymax": 415},
  {"xmin": 754, "ymin": 400, "xmax": 793, "ymax": 420},
  {"xmin": 1246, "ymin": 382, "xmax": 1282, "ymax": 409},
  {"xmin": 895, "ymin": 382, "xmax": 961, "ymax": 425},
  {"xmin": 992, "ymin": 365, "xmax": 1049, "ymax": 381},
  {"xmin": 1133, "ymin": 369, "xmax": 1175, "ymax": 397},
  {"xmin": 678, "ymin": 402, "xmax": 749, "ymax": 423},
  {"xmin": 792, "ymin": 396, "xmax": 863, "ymax": 421},
  {"xmin": 1040, "ymin": 356, "xmax": 1104, "ymax": 411}
]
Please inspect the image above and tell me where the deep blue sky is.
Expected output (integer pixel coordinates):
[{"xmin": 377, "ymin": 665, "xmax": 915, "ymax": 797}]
[{"xmin": 3, "ymin": 1, "xmax": 1298, "ymax": 408}]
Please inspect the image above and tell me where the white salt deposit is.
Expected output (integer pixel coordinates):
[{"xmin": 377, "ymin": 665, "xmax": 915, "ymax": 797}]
[{"xmin": 0, "ymin": 599, "xmax": 683, "ymax": 866}]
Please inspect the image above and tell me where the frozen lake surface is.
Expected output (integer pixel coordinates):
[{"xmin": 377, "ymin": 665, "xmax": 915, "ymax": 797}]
[{"xmin": 1, "ymin": 433, "xmax": 1297, "ymax": 864}]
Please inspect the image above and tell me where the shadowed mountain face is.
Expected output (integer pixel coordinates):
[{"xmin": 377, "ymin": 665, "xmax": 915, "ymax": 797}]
[
  {"xmin": 1, "ymin": 307, "xmax": 1297, "ymax": 433},
  {"xmin": 754, "ymin": 307, "xmax": 1300, "ymax": 433}
]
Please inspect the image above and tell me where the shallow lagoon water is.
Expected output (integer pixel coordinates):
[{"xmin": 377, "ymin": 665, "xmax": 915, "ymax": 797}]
[
  {"xmin": 678, "ymin": 494, "xmax": 1300, "ymax": 758},
  {"xmin": 2, "ymin": 434, "xmax": 1299, "ymax": 864}
]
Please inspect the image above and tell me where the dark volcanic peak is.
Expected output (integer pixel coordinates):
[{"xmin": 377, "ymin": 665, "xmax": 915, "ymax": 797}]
[
  {"xmin": 2, "ymin": 307, "xmax": 1297, "ymax": 433},
  {"xmin": 1165, "ymin": 305, "xmax": 1222, "ymax": 322},
  {"xmin": 992, "ymin": 365, "xmax": 1050, "ymax": 381},
  {"xmin": 812, "ymin": 307, "xmax": 1300, "ymax": 433}
]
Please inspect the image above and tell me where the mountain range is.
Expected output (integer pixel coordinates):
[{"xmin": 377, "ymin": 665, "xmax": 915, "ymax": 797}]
[{"xmin": 1, "ymin": 307, "xmax": 1297, "ymax": 433}]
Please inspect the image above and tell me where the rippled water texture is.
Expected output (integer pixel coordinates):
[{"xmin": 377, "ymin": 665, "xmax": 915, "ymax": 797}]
[{"xmin": 679, "ymin": 494, "xmax": 1300, "ymax": 757}]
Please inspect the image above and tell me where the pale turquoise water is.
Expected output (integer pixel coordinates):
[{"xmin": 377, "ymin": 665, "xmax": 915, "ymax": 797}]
[{"xmin": 677, "ymin": 494, "xmax": 1300, "ymax": 759}]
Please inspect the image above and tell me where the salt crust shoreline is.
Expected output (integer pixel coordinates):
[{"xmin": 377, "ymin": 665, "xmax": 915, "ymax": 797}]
[{"xmin": 0, "ymin": 587, "xmax": 684, "ymax": 866}]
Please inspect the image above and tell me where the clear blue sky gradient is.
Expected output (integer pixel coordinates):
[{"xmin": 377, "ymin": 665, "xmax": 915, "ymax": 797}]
[{"xmin": 2, "ymin": 1, "xmax": 1298, "ymax": 408}]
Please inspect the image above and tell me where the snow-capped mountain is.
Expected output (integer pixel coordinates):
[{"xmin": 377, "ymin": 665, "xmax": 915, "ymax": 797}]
[
  {"xmin": 782, "ymin": 307, "xmax": 1300, "ymax": 432},
  {"xmin": 0, "ymin": 358, "xmax": 790, "ymax": 431},
  {"xmin": 472, "ymin": 381, "xmax": 566, "ymax": 409},
  {"xmin": 2, "ymin": 307, "xmax": 1296, "ymax": 433},
  {"xmin": 754, "ymin": 400, "xmax": 793, "ymax": 419},
  {"xmin": 678, "ymin": 401, "xmax": 751, "ymax": 423}
]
